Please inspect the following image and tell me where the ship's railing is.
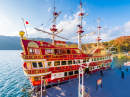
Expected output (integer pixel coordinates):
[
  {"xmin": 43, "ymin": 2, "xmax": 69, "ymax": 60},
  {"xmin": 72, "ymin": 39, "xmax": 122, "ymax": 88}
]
[
  {"xmin": 23, "ymin": 68, "xmax": 51, "ymax": 75},
  {"xmin": 55, "ymin": 44, "xmax": 78, "ymax": 48},
  {"xmin": 21, "ymin": 53, "xmax": 46, "ymax": 59},
  {"xmin": 23, "ymin": 63, "xmax": 51, "ymax": 75},
  {"xmin": 23, "ymin": 62, "xmax": 80, "ymax": 75},
  {"xmin": 21, "ymin": 53, "xmax": 83, "ymax": 60}
]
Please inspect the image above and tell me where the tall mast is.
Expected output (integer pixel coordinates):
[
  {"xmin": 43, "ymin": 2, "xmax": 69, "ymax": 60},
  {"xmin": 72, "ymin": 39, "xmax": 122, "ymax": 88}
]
[
  {"xmin": 50, "ymin": 1, "xmax": 58, "ymax": 45},
  {"xmin": 77, "ymin": 1, "xmax": 84, "ymax": 50},
  {"xmin": 96, "ymin": 18, "xmax": 102, "ymax": 48}
]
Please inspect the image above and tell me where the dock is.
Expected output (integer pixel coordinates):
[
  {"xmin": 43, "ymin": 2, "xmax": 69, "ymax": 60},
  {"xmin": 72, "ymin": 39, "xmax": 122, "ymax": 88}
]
[{"xmin": 32, "ymin": 66, "xmax": 130, "ymax": 97}]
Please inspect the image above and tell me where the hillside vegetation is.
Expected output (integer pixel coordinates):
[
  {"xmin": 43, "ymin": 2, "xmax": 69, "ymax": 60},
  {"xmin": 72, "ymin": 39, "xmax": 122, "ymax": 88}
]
[{"xmin": 82, "ymin": 36, "xmax": 130, "ymax": 53}]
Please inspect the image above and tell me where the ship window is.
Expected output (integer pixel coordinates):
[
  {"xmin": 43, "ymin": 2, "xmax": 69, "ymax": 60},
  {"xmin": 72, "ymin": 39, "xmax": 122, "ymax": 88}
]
[
  {"xmin": 29, "ymin": 48, "xmax": 35, "ymax": 54},
  {"xmin": 92, "ymin": 58, "xmax": 93, "ymax": 61},
  {"xmin": 64, "ymin": 72, "xmax": 67, "ymax": 76},
  {"xmin": 75, "ymin": 70, "xmax": 78, "ymax": 74},
  {"xmin": 32, "ymin": 62, "xmax": 37, "ymax": 68},
  {"xmin": 45, "ymin": 49, "xmax": 52, "ymax": 54},
  {"xmin": 93, "ymin": 67, "xmax": 94, "ymax": 69},
  {"xmin": 68, "ymin": 60, "xmax": 72, "ymax": 65},
  {"xmin": 29, "ymin": 48, "xmax": 40, "ymax": 54},
  {"xmin": 38, "ymin": 62, "xmax": 43, "ymax": 67},
  {"xmin": 61, "ymin": 61, "xmax": 66, "ymax": 65},
  {"xmin": 69, "ymin": 71, "xmax": 73, "ymax": 76},
  {"xmin": 48, "ymin": 62, "xmax": 52, "ymax": 66},
  {"xmin": 35, "ymin": 49, "xmax": 40, "ymax": 54},
  {"xmin": 94, "ymin": 58, "xmax": 96, "ymax": 61},
  {"xmin": 73, "ymin": 60, "xmax": 75, "ymax": 64},
  {"xmin": 67, "ymin": 50, "xmax": 70, "ymax": 54},
  {"xmin": 54, "ymin": 61, "xmax": 60, "ymax": 66},
  {"xmin": 100, "ymin": 57, "xmax": 102, "ymax": 60},
  {"xmin": 87, "ymin": 58, "xmax": 89, "ymax": 62},
  {"xmin": 97, "ymin": 58, "xmax": 99, "ymax": 61},
  {"xmin": 57, "ymin": 49, "xmax": 62, "ymax": 55},
  {"xmin": 34, "ymin": 77, "xmax": 40, "ymax": 81},
  {"xmin": 83, "ymin": 59, "xmax": 86, "ymax": 63},
  {"xmin": 103, "ymin": 57, "xmax": 104, "ymax": 60}
]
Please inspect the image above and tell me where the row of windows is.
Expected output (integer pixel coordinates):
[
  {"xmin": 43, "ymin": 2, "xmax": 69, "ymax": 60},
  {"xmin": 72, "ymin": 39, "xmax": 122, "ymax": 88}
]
[
  {"xmin": 90, "ymin": 63, "xmax": 111, "ymax": 70},
  {"xmin": 29, "ymin": 48, "xmax": 81, "ymax": 55},
  {"xmin": 54, "ymin": 59, "xmax": 89, "ymax": 66},
  {"xmin": 32, "ymin": 59, "xmax": 90, "ymax": 68},
  {"xmin": 54, "ymin": 60, "xmax": 76, "ymax": 66},
  {"xmin": 92, "ymin": 56, "xmax": 111, "ymax": 62},
  {"xmin": 32, "ymin": 62, "xmax": 43, "ymax": 68},
  {"xmin": 64, "ymin": 70, "xmax": 79, "ymax": 76},
  {"xmin": 29, "ymin": 48, "xmax": 40, "ymax": 55}
]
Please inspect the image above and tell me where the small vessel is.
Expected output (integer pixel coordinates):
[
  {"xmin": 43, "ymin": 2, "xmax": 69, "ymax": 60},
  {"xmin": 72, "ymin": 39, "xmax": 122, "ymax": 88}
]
[
  {"xmin": 19, "ymin": 1, "xmax": 113, "ymax": 94},
  {"xmin": 124, "ymin": 62, "xmax": 130, "ymax": 66}
]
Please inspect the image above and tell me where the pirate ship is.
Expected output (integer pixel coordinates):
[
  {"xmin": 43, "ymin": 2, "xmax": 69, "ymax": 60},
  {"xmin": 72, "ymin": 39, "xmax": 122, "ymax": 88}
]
[{"xmin": 19, "ymin": 1, "xmax": 113, "ymax": 92}]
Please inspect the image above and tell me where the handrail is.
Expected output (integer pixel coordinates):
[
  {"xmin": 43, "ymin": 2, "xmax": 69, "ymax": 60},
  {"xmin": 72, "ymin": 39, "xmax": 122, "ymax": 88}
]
[{"xmin": 23, "ymin": 67, "xmax": 51, "ymax": 75}]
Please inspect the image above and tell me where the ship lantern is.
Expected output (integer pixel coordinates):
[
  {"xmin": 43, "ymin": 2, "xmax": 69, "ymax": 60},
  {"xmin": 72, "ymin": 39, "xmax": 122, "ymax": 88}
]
[
  {"xmin": 50, "ymin": 25, "xmax": 58, "ymax": 32},
  {"xmin": 19, "ymin": 30, "xmax": 25, "ymax": 38}
]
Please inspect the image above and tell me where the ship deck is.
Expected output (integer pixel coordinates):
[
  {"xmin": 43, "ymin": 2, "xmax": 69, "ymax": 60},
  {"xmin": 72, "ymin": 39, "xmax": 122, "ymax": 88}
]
[{"xmin": 33, "ymin": 65, "xmax": 130, "ymax": 97}]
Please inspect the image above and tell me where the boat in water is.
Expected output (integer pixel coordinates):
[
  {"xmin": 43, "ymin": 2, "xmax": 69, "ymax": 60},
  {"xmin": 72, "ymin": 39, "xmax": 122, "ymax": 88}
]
[
  {"xmin": 124, "ymin": 62, "xmax": 130, "ymax": 66},
  {"xmin": 19, "ymin": 1, "xmax": 113, "ymax": 94}
]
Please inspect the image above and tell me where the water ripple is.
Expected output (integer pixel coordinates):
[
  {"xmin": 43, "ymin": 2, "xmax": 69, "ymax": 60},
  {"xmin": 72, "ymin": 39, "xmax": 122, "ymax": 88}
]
[{"xmin": 0, "ymin": 50, "xmax": 31, "ymax": 97}]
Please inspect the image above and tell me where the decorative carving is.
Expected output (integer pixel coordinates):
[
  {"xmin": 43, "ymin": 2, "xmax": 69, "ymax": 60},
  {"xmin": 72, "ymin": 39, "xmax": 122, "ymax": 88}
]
[{"xmin": 28, "ymin": 42, "xmax": 39, "ymax": 48}]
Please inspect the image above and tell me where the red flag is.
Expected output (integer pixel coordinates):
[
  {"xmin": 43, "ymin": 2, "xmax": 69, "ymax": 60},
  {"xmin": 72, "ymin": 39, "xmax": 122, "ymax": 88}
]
[{"xmin": 24, "ymin": 21, "xmax": 29, "ymax": 25}]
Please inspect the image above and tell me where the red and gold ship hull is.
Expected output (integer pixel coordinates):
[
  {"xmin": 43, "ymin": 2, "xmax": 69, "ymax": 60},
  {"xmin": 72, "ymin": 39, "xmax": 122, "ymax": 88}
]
[{"xmin": 20, "ymin": 39, "xmax": 113, "ymax": 87}]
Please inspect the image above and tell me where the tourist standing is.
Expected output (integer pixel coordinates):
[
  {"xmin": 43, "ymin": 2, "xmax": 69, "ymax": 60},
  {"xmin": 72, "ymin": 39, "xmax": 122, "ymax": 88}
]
[
  {"xmin": 100, "ymin": 70, "xmax": 103, "ymax": 76},
  {"xmin": 121, "ymin": 70, "xmax": 124, "ymax": 78},
  {"xmin": 126, "ymin": 68, "xmax": 128, "ymax": 72}
]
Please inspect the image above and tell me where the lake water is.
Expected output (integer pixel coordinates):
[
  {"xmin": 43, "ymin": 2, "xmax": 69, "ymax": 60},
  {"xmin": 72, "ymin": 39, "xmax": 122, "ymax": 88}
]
[
  {"xmin": 0, "ymin": 50, "xmax": 31, "ymax": 97},
  {"xmin": 0, "ymin": 50, "xmax": 130, "ymax": 97}
]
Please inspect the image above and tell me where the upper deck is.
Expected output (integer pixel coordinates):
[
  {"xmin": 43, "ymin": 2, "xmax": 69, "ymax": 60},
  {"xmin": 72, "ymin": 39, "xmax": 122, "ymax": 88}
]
[{"xmin": 20, "ymin": 39, "xmax": 93, "ymax": 61}]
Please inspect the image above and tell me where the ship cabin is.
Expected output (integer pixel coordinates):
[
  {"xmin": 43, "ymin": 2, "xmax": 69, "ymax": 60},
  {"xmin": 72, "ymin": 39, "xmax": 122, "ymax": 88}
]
[{"xmin": 21, "ymin": 39, "xmax": 113, "ymax": 86}]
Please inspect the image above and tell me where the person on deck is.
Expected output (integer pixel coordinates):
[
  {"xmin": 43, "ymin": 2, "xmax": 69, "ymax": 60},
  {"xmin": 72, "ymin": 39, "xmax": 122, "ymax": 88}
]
[
  {"xmin": 100, "ymin": 70, "xmax": 103, "ymax": 76},
  {"xmin": 122, "ymin": 70, "xmax": 124, "ymax": 78}
]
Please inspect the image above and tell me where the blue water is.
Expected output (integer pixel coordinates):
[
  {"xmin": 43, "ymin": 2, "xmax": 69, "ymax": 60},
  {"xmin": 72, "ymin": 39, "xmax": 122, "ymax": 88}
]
[
  {"xmin": 0, "ymin": 50, "xmax": 31, "ymax": 97},
  {"xmin": 0, "ymin": 50, "xmax": 130, "ymax": 97}
]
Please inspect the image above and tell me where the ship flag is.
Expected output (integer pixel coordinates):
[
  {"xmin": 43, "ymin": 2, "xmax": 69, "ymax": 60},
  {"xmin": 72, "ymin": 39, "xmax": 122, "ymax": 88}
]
[{"xmin": 24, "ymin": 21, "xmax": 30, "ymax": 25}]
